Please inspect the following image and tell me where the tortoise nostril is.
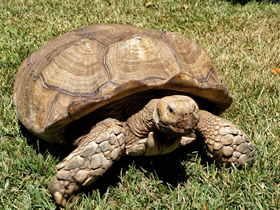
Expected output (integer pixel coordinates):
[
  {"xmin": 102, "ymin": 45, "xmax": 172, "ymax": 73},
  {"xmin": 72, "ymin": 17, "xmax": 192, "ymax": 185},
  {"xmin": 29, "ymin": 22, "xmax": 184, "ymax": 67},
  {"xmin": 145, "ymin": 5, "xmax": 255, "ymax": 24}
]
[{"xmin": 184, "ymin": 110, "xmax": 192, "ymax": 117}]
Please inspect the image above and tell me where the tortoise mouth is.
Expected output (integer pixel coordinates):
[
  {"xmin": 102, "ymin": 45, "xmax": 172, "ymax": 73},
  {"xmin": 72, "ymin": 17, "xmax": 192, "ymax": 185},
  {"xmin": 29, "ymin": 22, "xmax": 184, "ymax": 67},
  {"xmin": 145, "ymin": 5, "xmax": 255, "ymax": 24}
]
[{"xmin": 158, "ymin": 121, "xmax": 195, "ymax": 136}]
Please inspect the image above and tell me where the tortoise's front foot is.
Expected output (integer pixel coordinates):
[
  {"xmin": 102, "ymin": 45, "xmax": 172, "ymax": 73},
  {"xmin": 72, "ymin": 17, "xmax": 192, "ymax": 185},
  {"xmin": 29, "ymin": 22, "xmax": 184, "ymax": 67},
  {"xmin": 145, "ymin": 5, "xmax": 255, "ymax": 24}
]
[
  {"xmin": 197, "ymin": 110, "xmax": 255, "ymax": 166},
  {"xmin": 48, "ymin": 119, "xmax": 125, "ymax": 207},
  {"xmin": 48, "ymin": 176, "xmax": 80, "ymax": 207}
]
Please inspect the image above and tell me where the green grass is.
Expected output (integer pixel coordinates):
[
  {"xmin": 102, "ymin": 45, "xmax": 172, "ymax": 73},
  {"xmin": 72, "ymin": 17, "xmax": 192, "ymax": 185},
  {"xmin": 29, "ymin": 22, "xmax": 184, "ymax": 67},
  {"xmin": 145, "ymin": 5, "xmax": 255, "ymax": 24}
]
[{"xmin": 1, "ymin": 0, "xmax": 280, "ymax": 209}]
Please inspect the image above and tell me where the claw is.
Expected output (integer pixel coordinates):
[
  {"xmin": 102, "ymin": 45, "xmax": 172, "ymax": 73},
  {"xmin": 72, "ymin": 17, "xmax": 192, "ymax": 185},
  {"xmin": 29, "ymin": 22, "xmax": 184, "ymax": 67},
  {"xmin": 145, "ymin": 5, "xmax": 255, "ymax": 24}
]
[{"xmin": 54, "ymin": 191, "xmax": 66, "ymax": 207}]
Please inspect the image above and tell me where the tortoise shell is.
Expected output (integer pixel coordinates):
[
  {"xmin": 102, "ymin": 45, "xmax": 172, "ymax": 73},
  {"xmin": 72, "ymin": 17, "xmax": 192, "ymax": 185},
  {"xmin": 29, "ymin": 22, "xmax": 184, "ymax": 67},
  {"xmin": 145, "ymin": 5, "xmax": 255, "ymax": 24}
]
[{"xmin": 13, "ymin": 24, "xmax": 232, "ymax": 143}]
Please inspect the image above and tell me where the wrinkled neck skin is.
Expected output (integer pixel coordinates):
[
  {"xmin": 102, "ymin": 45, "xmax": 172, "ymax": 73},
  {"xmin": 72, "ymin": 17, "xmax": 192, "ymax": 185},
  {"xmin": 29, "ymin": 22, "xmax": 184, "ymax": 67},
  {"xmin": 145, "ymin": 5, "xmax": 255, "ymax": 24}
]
[
  {"xmin": 125, "ymin": 98, "xmax": 197, "ymax": 155},
  {"xmin": 126, "ymin": 99, "xmax": 159, "ymax": 142}
]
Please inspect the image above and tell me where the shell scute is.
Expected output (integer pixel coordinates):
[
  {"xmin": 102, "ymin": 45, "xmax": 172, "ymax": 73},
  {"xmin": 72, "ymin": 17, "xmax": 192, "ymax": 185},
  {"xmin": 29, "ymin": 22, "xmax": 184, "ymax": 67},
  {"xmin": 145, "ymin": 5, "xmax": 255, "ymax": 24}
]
[
  {"xmin": 41, "ymin": 38, "xmax": 108, "ymax": 95},
  {"xmin": 163, "ymin": 32, "xmax": 219, "ymax": 84},
  {"xmin": 107, "ymin": 35, "xmax": 180, "ymax": 85}
]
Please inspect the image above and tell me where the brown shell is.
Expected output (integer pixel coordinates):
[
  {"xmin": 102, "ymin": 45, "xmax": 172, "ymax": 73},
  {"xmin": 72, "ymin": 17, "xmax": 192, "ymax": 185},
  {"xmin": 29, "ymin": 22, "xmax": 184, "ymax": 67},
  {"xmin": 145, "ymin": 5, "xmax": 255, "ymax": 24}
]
[{"xmin": 13, "ymin": 24, "xmax": 232, "ymax": 143}]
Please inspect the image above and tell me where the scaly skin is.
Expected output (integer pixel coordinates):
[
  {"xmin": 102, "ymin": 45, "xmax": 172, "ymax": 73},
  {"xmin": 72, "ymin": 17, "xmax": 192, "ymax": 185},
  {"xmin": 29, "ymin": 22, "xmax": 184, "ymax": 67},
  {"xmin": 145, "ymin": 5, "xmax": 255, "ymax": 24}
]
[
  {"xmin": 196, "ymin": 110, "xmax": 255, "ymax": 165},
  {"xmin": 48, "ymin": 95, "xmax": 255, "ymax": 207},
  {"xmin": 48, "ymin": 118, "xmax": 125, "ymax": 207}
]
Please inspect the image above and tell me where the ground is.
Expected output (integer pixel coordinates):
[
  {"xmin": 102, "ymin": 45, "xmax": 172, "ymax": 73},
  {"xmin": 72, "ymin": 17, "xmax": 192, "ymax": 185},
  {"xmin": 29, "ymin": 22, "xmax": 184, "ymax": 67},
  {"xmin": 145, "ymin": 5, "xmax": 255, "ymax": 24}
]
[{"xmin": 0, "ymin": 0, "xmax": 279, "ymax": 209}]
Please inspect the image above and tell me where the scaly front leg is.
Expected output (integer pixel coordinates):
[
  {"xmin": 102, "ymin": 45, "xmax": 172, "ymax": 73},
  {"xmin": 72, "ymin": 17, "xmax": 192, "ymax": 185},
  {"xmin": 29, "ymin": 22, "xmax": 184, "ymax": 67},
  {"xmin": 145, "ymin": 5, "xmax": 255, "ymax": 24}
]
[
  {"xmin": 48, "ymin": 118, "xmax": 126, "ymax": 207},
  {"xmin": 196, "ymin": 110, "xmax": 255, "ymax": 165}
]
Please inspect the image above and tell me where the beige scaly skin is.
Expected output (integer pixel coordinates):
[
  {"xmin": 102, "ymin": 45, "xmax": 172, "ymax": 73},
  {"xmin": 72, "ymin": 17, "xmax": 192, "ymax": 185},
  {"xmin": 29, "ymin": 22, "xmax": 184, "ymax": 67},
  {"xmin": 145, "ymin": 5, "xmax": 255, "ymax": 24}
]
[
  {"xmin": 196, "ymin": 110, "xmax": 255, "ymax": 165},
  {"xmin": 48, "ymin": 95, "xmax": 255, "ymax": 206}
]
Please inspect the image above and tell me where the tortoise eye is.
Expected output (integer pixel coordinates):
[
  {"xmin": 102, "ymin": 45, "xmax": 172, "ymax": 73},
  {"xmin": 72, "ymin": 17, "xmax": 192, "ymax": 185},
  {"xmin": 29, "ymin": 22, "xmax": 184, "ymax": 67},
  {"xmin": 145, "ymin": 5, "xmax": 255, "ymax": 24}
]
[
  {"xmin": 168, "ymin": 106, "xmax": 174, "ymax": 114},
  {"xmin": 193, "ymin": 105, "xmax": 197, "ymax": 111}
]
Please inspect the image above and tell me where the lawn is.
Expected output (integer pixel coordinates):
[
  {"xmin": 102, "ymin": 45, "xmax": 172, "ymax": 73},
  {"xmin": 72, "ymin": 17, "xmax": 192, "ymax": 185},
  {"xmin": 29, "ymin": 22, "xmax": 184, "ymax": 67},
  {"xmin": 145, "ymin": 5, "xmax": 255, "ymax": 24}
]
[{"xmin": 0, "ymin": 0, "xmax": 280, "ymax": 209}]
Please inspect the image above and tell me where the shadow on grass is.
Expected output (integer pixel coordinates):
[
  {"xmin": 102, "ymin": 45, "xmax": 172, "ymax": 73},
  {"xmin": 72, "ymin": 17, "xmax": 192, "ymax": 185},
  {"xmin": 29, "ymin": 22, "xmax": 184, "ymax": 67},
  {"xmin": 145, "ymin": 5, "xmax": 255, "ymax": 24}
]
[
  {"xmin": 82, "ymin": 133, "xmax": 215, "ymax": 195},
  {"xmin": 21, "ymin": 122, "xmax": 216, "ymax": 206},
  {"xmin": 20, "ymin": 121, "xmax": 73, "ymax": 159}
]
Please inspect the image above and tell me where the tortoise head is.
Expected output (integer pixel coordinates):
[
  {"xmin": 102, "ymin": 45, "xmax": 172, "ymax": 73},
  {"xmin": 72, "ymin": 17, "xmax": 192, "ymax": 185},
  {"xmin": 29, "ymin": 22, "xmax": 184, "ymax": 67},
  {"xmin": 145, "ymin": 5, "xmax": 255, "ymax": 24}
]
[{"xmin": 153, "ymin": 95, "xmax": 199, "ymax": 136}]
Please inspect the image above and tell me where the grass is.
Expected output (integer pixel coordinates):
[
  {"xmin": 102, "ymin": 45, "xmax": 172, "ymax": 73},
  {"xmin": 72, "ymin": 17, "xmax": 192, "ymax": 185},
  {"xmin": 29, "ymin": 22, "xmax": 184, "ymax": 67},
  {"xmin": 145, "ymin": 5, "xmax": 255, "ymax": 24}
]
[{"xmin": 1, "ymin": 0, "xmax": 280, "ymax": 209}]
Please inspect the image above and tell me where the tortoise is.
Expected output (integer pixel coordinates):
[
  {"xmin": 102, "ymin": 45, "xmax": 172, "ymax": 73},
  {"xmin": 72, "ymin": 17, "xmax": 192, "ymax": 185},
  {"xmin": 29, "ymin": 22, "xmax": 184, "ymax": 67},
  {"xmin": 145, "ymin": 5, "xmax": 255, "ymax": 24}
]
[{"xmin": 13, "ymin": 23, "xmax": 255, "ymax": 206}]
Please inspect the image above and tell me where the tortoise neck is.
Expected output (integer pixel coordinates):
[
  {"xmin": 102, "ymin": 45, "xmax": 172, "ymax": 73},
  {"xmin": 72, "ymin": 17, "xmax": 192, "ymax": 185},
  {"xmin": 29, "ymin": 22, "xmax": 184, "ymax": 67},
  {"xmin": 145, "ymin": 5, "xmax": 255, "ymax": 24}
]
[{"xmin": 126, "ymin": 99, "xmax": 159, "ymax": 138}]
